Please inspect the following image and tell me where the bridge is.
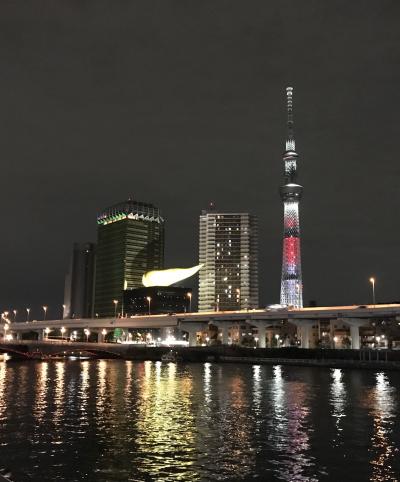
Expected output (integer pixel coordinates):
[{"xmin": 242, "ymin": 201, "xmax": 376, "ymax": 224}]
[{"xmin": 2, "ymin": 304, "xmax": 400, "ymax": 349}]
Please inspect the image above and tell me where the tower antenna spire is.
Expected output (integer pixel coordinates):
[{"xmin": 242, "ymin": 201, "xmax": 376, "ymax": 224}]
[{"xmin": 286, "ymin": 86, "xmax": 295, "ymax": 152}]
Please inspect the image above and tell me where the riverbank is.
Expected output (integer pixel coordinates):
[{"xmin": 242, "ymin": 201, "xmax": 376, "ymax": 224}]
[{"xmin": 2, "ymin": 341, "xmax": 400, "ymax": 370}]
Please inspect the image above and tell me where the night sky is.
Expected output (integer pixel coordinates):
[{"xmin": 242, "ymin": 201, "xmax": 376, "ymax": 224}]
[{"xmin": 1, "ymin": 1, "xmax": 400, "ymax": 320}]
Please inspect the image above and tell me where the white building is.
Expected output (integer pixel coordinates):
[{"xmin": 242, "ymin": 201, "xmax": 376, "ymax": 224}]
[{"xmin": 198, "ymin": 210, "xmax": 259, "ymax": 312}]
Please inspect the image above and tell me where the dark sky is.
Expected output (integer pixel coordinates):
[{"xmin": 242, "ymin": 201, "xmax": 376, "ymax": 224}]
[{"xmin": 1, "ymin": 1, "xmax": 400, "ymax": 320}]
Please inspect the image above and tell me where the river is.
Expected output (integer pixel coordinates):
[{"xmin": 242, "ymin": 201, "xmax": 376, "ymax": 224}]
[{"xmin": 0, "ymin": 360, "xmax": 399, "ymax": 481}]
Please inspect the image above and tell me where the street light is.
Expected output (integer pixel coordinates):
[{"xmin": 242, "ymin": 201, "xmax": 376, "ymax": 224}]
[
  {"xmin": 84, "ymin": 328, "xmax": 90, "ymax": 342},
  {"xmin": 146, "ymin": 296, "xmax": 151, "ymax": 315},
  {"xmin": 275, "ymin": 333, "xmax": 280, "ymax": 347},
  {"xmin": 113, "ymin": 300, "xmax": 118, "ymax": 319},
  {"xmin": 187, "ymin": 292, "xmax": 192, "ymax": 313},
  {"xmin": 60, "ymin": 326, "xmax": 66, "ymax": 341},
  {"xmin": 101, "ymin": 329, "xmax": 107, "ymax": 342},
  {"xmin": 43, "ymin": 306, "xmax": 48, "ymax": 321},
  {"xmin": 62, "ymin": 304, "xmax": 66, "ymax": 318},
  {"xmin": 13, "ymin": 310, "xmax": 17, "ymax": 322},
  {"xmin": 26, "ymin": 308, "xmax": 30, "ymax": 322},
  {"xmin": 3, "ymin": 323, "xmax": 9, "ymax": 341},
  {"xmin": 369, "ymin": 277, "xmax": 376, "ymax": 305},
  {"xmin": 45, "ymin": 327, "xmax": 50, "ymax": 340},
  {"xmin": 255, "ymin": 336, "xmax": 259, "ymax": 348}
]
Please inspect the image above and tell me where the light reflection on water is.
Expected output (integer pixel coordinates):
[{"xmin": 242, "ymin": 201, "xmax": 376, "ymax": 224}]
[
  {"xmin": 0, "ymin": 360, "xmax": 399, "ymax": 481},
  {"xmin": 367, "ymin": 372, "xmax": 399, "ymax": 482}
]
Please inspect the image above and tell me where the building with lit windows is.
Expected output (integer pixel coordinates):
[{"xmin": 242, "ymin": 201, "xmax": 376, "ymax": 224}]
[
  {"xmin": 198, "ymin": 209, "xmax": 258, "ymax": 312},
  {"xmin": 123, "ymin": 286, "xmax": 192, "ymax": 316},
  {"xmin": 93, "ymin": 199, "xmax": 165, "ymax": 317}
]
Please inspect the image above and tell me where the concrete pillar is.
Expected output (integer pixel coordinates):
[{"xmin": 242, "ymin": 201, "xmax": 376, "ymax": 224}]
[
  {"xmin": 179, "ymin": 322, "xmax": 208, "ymax": 347},
  {"xmin": 246, "ymin": 321, "xmax": 267, "ymax": 348},
  {"xmin": 37, "ymin": 330, "xmax": 44, "ymax": 341},
  {"xmin": 300, "ymin": 324, "xmax": 311, "ymax": 348},
  {"xmin": 349, "ymin": 325, "xmax": 360, "ymax": 349},
  {"xmin": 16, "ymin": 332, "xmax": 21, "ymax": 341},
  {"xmin": 292, "ymin": 320, "xmax": 314, "ymax": 348},
  {"xmin": 342, "ymin": 319, "xmax": 367, "ymax": 349},
  {"xmin": 257, "ymin": 325, "xmax": 266, "ymax": 348},
  {"xmin": 267, "ymin": 330, "xmax": 273, "ymax": 348},
  {"xmin": 220, "ymin": 325, "xmax": 229, "ymax": 344},
  {"xmin": 211, "ymin": 321, "xmax": 230, "ymax": 345}
]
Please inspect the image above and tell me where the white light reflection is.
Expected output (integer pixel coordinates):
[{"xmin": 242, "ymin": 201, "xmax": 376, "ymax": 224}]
[
  {"xmin": 369, "ymin": 372, "xmax": 398, "ymax": 482},
  {"xmin": 252, "ymin": 365, "xmax": 262, "ymax": 421},
  {"xmin": 0, "ymin": 362, "xmax": 7, "ymax": 423},
  {"xmin": 270, "ymin": 365, "xmax": 317, "ymax": 481},
  {"xmin": 53, "ymin": 361, "xmax": 65, "ymax": 427},
  {"xmin": 330, "ymin": 368, "xmax": 346, "ymax": 446},
  {"xmin": 33, "ymin": 362, "xmax": 49, "ymax": 425},
  {"xmin": 204, "ymin": 362, "xmax": 212, "ymax": 406},
  {"xmin": 272, "ymin": 365, "xmax": 284, "ymax": 430},
  {"xmin": 78, "ymin": 361, "xmax": 90, "ymax": 428},
  {"xmin": 96, "ymin": 360, "xmax": 107, "ymax": 419}
]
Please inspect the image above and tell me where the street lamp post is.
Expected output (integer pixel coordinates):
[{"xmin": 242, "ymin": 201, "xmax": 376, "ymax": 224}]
[
  {"xmin": 62, "ymin": 304, "xmax": 66, "ymax": 318},
  {"xmin": 113, "ymin": 300, "xmax": 118, "ymax": 319},
  {"xmin": 102, "ymin": 329, "xmax": 107, "ymax": 342},
  {"xmin": 187, "ymin": 292, "xmax": 192, "ymax": 313},
  {"xmin": 3, "ymin": 323, "xmax": 9, "ymax": 341},
  {"xmin": 146, "ymin": 296, "xmax": 151, "ymax": 315},
  {"xmin": 13, "ymin": 310, "xmax": 17, "ymax": 322},
  {"xmin": 26, "ymin": 308, "xmax": 30, "ymax": 322},
  {"xmin": 43, "ymin": 306, "xmax": 48, "ymax": 321},
  {"xmin": 45, "ymin": 327, "xmax": 50, "ymax": 340},
  {"xmin": 60, "ymin": 326, "xmax": 66, "ymax": 341},
  {"xmin": 369, "ymin": 277, "xmax": 376, "ymax": 306},
  {"xmin": 84, "ymin": 328, "xmax": 90, "ymax": 342}
]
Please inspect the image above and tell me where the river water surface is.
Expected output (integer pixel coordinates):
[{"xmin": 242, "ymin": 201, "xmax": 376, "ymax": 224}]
[{"xmin": 0, "ymin": 360, "xmax": 399, "ymax": 481}]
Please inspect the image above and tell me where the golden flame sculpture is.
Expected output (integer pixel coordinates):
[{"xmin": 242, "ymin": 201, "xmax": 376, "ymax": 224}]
[{"xmin": 142, "ymin": 264, "xmax": 203, "ymax": 287}]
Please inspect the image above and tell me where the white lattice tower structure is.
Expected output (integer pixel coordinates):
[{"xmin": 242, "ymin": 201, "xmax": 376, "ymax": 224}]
[{"xmin": 279, "ymin": 87, "xmax": 303, "ymax": 308}]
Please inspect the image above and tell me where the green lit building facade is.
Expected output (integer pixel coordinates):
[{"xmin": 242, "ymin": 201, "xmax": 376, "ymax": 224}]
[{"xmin": 93, "ymin": 200, "xmax": 165, "ymax": 317}]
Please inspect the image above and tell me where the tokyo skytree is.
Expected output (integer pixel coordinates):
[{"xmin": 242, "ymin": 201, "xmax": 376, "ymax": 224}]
[{"xmin": 279, "ymin": 87, "xmax": 303, "ymax": 308}]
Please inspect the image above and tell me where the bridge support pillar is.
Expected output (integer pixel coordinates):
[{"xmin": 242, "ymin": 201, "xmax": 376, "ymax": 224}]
[
  {"xmin": 245, "ymin": 320, "xmax": 267, "ymax": 348},
  {"xmin": 342, "ymin": 319, "xmax": 367, "ymax": 349},
  {"xmin": 179, "ymin": 322, "xmax": 208, "ymax": 347},
  {"xmin": 210, "ymin": 321, "xmax": 230, "ymax": 345},
  {"xmin": 292, "ymin": 320, "xmax": 314, "ymax": 349}
]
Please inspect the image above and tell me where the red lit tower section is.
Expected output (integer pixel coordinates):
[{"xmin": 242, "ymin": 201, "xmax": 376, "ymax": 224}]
[{"xmin": 280, "ymin": 87, "xmax": 303, "ymax": 308}]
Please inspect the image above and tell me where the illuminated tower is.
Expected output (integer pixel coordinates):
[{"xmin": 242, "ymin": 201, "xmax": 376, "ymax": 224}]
[{"xmin": 280, "ymin": 87, "xmax": 303, "ymax": 308}]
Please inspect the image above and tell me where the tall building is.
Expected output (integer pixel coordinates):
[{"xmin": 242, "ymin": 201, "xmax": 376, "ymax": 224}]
[
  {"xmin": 63, "ymin": 242, "xmax": 96, "ymax": 319},
  {"xmin": 280, "ymin": 87, "xmax": 303, "ymax": 308},
  {"xmin": 198, "ymin": 209, "xmax": 258, "ymax": 312},
  {"xmin": 94, "ymin": 199, "xmax": 165, "ymax": 317}
]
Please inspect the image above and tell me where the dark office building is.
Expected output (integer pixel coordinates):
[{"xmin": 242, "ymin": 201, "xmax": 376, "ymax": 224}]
[
  {"xmin": 63, "ymin": 242, "xmax": 96, "ymax": 319},
  {"xmin": 124, "ymin": 287, "xmax": 191, "ymax": 316},
  {"xmin": 94, "ymin": 199, "xmax": 165, "ymax": 317}
]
